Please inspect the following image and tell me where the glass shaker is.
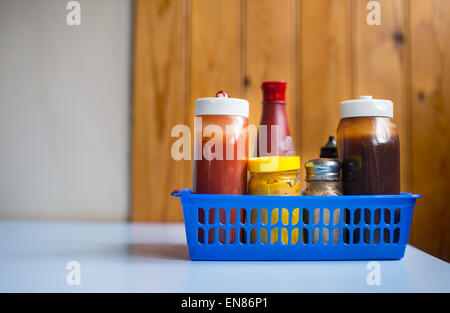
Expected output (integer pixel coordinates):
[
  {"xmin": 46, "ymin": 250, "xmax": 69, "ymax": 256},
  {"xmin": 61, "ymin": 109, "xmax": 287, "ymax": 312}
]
[
  {"xmin": 303, "ymin": 158, "xmax": 342, "ymax": 196},
  {"xmin": 304, "ymin": 158, "xmax": 342, "ymax": 244}
]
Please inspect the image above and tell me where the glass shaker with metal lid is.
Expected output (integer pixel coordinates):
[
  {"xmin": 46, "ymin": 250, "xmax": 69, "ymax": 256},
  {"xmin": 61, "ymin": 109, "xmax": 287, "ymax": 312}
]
[
  {"xmin": 303, "ymin": 158, "xmax": 342, "ymax": 196},
  {"xmin": 304, "ymin": 158, "xmax": 342, "ymax": 244}
]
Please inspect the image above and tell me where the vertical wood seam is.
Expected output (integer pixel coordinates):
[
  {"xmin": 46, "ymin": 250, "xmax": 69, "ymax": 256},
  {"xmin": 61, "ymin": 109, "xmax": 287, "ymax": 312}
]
[
  {"xmin": 128, "ymin": 0, "xmax": 138, "ymax": 221},
  {"xmin": 403, "ymin": 0, "xmax": 412, "ymax": 195},
  {"xmin": 184, "ymin": 0, "xmax": 192, "ymax": 205},
  {"xmin": 130, "ymin": 0, "xmax": 145, "ymax": 221},
  {"xmin": 185, "ymin": 0, "xmax": 191, "ymax": 124},
  {"xmin": 240, "ymin": 0, "xmax": 246, "ymax": 98},
  {"xmin": 296, "ymin": 0, "xmax": 303, "ymax": 156},
  {"xmin": 350, "ymin": 0, "xmax": 357, "ymax": 98}
]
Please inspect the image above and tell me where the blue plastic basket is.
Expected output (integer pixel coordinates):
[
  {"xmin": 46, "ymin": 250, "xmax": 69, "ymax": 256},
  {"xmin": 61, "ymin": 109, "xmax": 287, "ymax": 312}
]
[{"xmin": 172, "ymin": 189, "xmax": 421, "ymax": 261}]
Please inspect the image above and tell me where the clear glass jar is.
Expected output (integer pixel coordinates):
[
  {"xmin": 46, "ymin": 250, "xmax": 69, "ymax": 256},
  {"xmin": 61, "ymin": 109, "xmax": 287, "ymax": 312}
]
[
  {"xmin": 304, "ymin": 180, "xmax": 342, "ymax": 196},
  {"xmin": 248, "ymin": 170, "xmax": 301, "ymax": 196},
  {"xmin": 192, "ymin": 91, "xmax": 249, "ymax": 245},
  {"xmin": 303, "ymin": 158, "xmax": 342, "ymax": 196},
  {"xmin": 193, "ymin": 115, "xmax": 248, "ymax": 195},
  {"xmin": 303, "ymin": 158, "xmax": 342, "ymax": 244},
  {"xmin": 192, "ymin": 92, "xmax": 249, "ymax": 195},
  {"xmin": 248, "ymin": 156, "xmax": 301, "ymax": 196},
  {"xmin": 248, "ymin": 156, "xmax": 301, "ymax": 244},
  {"xmin": 337, "ymin": 96, "xmax": 400, "ymax": 195}
]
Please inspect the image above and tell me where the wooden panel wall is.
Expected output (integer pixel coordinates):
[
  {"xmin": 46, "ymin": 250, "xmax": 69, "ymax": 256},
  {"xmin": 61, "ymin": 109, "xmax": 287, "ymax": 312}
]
[
  {"xmin": 244, "ymin": 0, "xmax": 298, "ymax": 154},
  {"xmin": 353, "ymin": 0, "xmax": 411, "ymax": 191},
  {"xmin": 132, "ymin": 0, "xmax": 450, "ymax": 261},
  {"xmin": 409, "ymin": 0, "xmax": 450, "ymax": 261},
  {"xmin": 299, "ymin": 0, "xmax": 352, "ymax": 183},
  {"xmin": 132, "ymin": 0, "xmax": 190, "ymax": 222}
]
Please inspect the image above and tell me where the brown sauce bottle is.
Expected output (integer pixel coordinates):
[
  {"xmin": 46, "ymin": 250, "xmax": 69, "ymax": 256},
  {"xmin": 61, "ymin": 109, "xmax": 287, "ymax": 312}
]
[{"xmin": 337, "ymin": 96, "xmax": 400, "ymax": 195}]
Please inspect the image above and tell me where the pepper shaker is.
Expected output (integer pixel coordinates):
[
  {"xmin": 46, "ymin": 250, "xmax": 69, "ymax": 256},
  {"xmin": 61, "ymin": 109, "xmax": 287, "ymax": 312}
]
[{"xmin": 304, "ymin": 158, "xmax": 342, "ymax": 244}]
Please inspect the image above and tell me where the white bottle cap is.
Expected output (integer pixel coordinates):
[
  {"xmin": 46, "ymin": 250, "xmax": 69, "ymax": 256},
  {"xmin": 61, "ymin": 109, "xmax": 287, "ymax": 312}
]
[
  {"xmin": 195, "ymin": 92, "xmax": 249, "ymax": 118},
  {"xmin": 340, "ymin": 96, "xmax": 393, "ymax": 118}
]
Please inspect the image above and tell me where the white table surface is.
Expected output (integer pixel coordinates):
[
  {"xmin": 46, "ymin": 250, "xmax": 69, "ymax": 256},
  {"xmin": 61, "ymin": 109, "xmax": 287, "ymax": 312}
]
[{"xmin": 0, "ymin": 220, "xmax": 449, "ymax": 292}]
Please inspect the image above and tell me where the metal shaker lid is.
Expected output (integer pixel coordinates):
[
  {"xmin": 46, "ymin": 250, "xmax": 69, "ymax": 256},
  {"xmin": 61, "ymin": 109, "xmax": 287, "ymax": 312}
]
[{"xmin": 305, "ymin": 158, "xmax": 341, "ymax": 181}]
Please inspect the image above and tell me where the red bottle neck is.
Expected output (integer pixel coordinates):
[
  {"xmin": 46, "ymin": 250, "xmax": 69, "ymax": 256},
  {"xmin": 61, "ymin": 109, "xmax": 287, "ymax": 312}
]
[
  {"xmin": 260, "ymin": 102, "xmax": 290, "ymax": 134},
  {"xmin": 262, "ymin": 101, "xmax": 286, "ymax": 106}
]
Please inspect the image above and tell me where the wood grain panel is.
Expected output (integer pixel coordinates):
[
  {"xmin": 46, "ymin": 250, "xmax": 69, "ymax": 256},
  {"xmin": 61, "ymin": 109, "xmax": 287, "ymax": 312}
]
[
  {"xmin": 244, "ymin": 0, "xmax": 298, "ymax": 156},
  {"xmin": 131, "ymin": 0, "xmax": 189, "ymax": 222},
  {"xmin": 409, "ymin": 0, "xmax": 450, "ymax": 261},
  {"xmin": 299, "ymin": 0, "xmax": 352, "ymax": 180},
  {"xmin": 130, "ymin": 0, "xmax": 450, "ymax": 261},
  {"xmin": 353, "ymin": 0, "xmax": 410, "ymax": 192},
  {"xmin": 190, "ymin": 0, "xmax": 242, "ymax": 99}
]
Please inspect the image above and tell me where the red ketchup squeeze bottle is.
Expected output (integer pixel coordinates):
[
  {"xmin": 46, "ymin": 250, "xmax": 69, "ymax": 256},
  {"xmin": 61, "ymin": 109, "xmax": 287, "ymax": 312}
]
[{"xmin": 257, "ymin": 81, "xmax": 295, "ymax": 156}]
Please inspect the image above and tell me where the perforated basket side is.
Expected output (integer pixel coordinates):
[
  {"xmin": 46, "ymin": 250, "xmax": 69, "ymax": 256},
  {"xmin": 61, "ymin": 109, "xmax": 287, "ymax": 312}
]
[{"xmin": 172, "ymin": 190, "xmax": 420, "ymax": 260}]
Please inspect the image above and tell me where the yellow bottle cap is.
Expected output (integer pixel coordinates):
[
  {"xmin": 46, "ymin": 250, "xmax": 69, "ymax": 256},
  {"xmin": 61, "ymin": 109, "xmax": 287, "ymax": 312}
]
[{"xmin": 248, "ymin": 156, "xmax": 301, "ymax": 173}]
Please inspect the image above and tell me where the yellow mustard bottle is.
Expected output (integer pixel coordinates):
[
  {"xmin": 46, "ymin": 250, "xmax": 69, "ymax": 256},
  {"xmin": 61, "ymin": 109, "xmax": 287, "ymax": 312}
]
[{"xmin": 248, "ymin": 156, "xmax": 301, "ymax": 244}]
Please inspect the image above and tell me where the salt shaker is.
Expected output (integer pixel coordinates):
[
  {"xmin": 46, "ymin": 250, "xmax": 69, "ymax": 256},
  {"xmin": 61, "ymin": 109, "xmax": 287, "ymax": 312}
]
[
  {"xmin": 304, "ymin": 158, "xmax": 342, "ymax": 196},
  {"xmin": 304, "ymin": 158, "xmax": 342, "ymax": 244}
]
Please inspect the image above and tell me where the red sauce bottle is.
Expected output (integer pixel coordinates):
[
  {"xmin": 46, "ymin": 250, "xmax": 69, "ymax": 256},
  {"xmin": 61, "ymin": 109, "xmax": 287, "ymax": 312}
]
[
  {"xmin": 192, "ymin": 91, "xmax": 249, "ymax": 195},
  {"xmin": 257, "ymin": 81, "xmax": 295, "ymax": 156},
  {"xmin": 192, "ymin": 91, "xmax": 249, "ymax": 244}
]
